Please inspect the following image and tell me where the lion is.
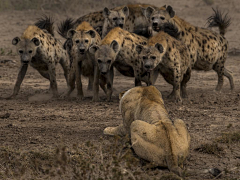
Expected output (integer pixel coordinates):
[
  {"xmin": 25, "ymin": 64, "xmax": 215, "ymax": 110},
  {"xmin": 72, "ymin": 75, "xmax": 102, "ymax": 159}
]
[{"xmin": 104, "ymin": 86, "xmax": 190, "ymax": 176}]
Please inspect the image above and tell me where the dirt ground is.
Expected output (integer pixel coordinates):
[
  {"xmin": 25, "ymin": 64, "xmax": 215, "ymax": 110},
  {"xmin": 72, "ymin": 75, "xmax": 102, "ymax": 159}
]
[{"xmin": 0, "ymin": 0, "xmax": 239, "ymax": 179}]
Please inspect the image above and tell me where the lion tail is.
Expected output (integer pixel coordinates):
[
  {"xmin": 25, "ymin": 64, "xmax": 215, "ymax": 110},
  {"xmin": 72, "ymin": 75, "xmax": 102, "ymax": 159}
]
[{"xmin": 207, "ymin": 8, "xmax": 231, "ymax": 36}]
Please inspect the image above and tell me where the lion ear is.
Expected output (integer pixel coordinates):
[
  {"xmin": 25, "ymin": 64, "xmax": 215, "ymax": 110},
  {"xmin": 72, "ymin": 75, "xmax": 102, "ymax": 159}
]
[
  {"xmin": 119, "ymin": 90, "xmax": 127, "ymax": 100},
  {"xmin": 166, "ymin": 6, "xmax": 175, "ymax": 18},
  {"xmin": 12, "ymin": 37, "xmax": 21, "ymax": 45}
]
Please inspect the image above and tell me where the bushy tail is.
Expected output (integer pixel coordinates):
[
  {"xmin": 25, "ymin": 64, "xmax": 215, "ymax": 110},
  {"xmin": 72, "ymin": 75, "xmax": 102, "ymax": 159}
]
[
  {"xmin": 35, "ymin": 15, "xmax": 54, "ymax": 37},
  {"xmin": 207, "ymin": 8, "xmax": 231, "ymax": 36},
  {"xmin": 161, "ymin": 21, "xmax": 180, "ymax": 39},
  {"xmin": 57, "ymin": 18, "xmax": 74, "ymax": 39}
]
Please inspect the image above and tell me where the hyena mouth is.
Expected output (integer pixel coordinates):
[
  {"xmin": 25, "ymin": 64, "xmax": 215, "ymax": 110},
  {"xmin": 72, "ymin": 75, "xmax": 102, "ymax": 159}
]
[{"xmin": 152, "ymin": 26, "xmax": 160, "ymax": 32}]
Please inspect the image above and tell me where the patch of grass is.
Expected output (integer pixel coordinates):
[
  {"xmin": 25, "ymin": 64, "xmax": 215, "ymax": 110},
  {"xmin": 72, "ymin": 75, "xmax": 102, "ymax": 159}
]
[
  {"xmin": 194, "ymin": 143, "xmax": 224, "ymax": 156},
  {"xmin": 217, "ymin": 131, "xmax": 240, "ymax": 143},
  {"xmin": 1, "ymin": 136, "xmax": 160, "ymax": 179}
]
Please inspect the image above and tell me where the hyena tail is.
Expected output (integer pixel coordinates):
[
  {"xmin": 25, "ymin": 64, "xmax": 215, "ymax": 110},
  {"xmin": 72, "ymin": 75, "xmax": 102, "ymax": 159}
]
[
  {"xmin": 162, "ymin": 21, "xmax": 180, "ymax": 39},
  {"xmin": 207, "ymin": 8, "xmax": 231, "ymax": 36},
  {"xmin": 35, "ymin": 15, "xmax": 54, "ymax": 37},
  {"xmin": 57, "ymin": 18, "xmax": 75, "ymax": 39}
]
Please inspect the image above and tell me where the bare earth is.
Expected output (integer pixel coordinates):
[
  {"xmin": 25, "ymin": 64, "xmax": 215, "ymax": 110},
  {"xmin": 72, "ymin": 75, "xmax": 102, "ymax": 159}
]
[{"xmin": 0, "ymin": 0, "xmax": 239, "ymax": 179}]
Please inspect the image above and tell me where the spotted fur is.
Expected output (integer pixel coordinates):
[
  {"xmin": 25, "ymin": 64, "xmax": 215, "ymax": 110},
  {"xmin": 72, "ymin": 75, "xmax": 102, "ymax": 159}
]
[
  {"xmin": 144, "ymin": 6, "xmax": 234, "ymax": 91},
  {"xmin": 8, "ymin": 16, "xmax": 69, "ymax": 99}
]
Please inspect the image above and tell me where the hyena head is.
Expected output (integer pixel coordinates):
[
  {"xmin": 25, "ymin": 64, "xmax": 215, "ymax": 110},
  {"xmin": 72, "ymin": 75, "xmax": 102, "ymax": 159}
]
[
  {"xmin": 103, "ymin": 6, "xmax": 129, "ymax": 29},
  {"xmin": 144, "ymin": 5, "xmax": 175, "ymax": 32},
  {"xmin": 136, "ymin": 43, "xmax": 164, "ymax": 72},
  {"xmin": 89, "ymin": 40, "xmax": 120, "ymax": 75},
  {"xmin": 12, "ymin": 37, "xmax": 40, "ymax": 64},
  {"xmin": 67, "ymin": 29, "xmax": 96, "ymax": 56}
]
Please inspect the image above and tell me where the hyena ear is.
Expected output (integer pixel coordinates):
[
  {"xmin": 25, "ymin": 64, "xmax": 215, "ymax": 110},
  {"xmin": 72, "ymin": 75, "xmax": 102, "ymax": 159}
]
[
  {"xmin": 166, "ymin": 6, "xmax": 175, "ymax": 18},
  {"xmin": 145, "ymin": 6, "xmax": 155, "ymax": 19},
  {"xmin": 122, "ymin": 6, "xmax": 129, "ymax": 17},
  {"xmin": 103, "ymin": 7, "xmax": 111, "ymax": 17},
  {"xmin": 135, "ymin": 44, "xmax": 143, "ymax": 54},
  {"xmin": 163, "ymin": 5, "xmax": 167, "ymax": 8},
  {"xmin": 31, "ymin": 37, "xmax": 40, "ymax": 46},
  {"xmin": 86, "ymin": 30, "xmax": 96, "ymax": 38},
  {"xmin": 155, "ymin": 43, "xmax": 164, "ymax": 53},
  {"xmin": 63, "ymin": 38, "xmax": 73, "ymax": 50},
  {"xmin": 12, "ymin": 37, "xmax": 20, "ymax": 45},
  {"xmin": 67, "ymin": 29, "xmax": 76, "ymax": 39},
  {"xmin": 110, "ymin": 40, "xmax": 119, "ymax": 53},
  {"xmin": 89, "ymin": 45, "xmax": 99, "ymax": 54},
  {"xmin": 119, "ymin": 90, "xmax": 127, "ymax": 100}
]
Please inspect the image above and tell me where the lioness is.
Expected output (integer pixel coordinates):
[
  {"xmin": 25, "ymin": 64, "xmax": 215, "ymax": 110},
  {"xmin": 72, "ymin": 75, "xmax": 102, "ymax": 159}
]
[{"xmin": 104, "ymin": 86, "xmax": 190, "ymax": 176}]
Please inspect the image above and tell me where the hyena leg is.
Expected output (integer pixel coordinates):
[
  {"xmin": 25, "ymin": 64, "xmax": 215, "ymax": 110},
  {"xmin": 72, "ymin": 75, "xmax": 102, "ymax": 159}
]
[
  {"xmin": 92, "ymin": 65, "xmax": 100, "ymax": 102},
  {"xmin": 104, "ymin": 124, "xmax": 127, "ymax": 136},
  {"xmin": 224, "ymin": 67, "xmax": 234, "ymax": 90},
  {"xmin": 87, "ymin": 76, "xmax": 94, "ymax": 91},
  {"xmin": 99, "ymin": 77, "xmax": 107, "ymax": 94},
  {"xmin": 168, "ymin": 67, "xmax": 182, "ymax": 102},
  {"xmin": 6, "ymin": 64, "xmax": 28, "ymax": 99},
  {"xmin": 38, "ymin": 70, "xmax": 51, "ymax": 92},
  {"xmin": 64, "ymin": 64, "xmax": 76, "ymax": 97},
  {"xmin": 106, "ymin": 66, "xmax": 114, "ymax": 101},
  {"xmin": 213, "ymin": 62, "xmax": 224, "ymax": 91},
  {"xmin": 59, "ymin": 57, "xmax": 70, "ymax": 87},
  {"xmin": 181, "ymin": 68, "xmax": 191, "ymax": 98},
  {"xmin": 76, "ymin": 61, "xmax": 83, "ymax": 100},
  {"xmin": 47, "ymin": 63, "xmax": 58, "ymax": 98}
]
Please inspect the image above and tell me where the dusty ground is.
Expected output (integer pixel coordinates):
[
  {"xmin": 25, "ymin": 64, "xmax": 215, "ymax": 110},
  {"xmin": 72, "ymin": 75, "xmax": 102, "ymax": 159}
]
[{"xmin": 0, "ymin": 0, "xmax": 240, "ymax": 179}]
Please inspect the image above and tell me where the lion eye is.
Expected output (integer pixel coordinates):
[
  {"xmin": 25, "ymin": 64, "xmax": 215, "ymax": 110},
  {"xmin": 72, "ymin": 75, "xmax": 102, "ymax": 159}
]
[
  {"xmin": 85, "ymin": 39, "xmax": 89, "ymax": 43},
  {"xmin": 98, "ymin": 59, "xmax": 102, "ymax": 63},
  {"xmin": 151, "ymin": 56, "xmax": 156, "ymax": 60},
  {"xmin": 107, "ymin": 60, "xmax": 111, "ymax": 64},
  {"xmin": 113, "ymin": 17, "xmax": 117, "ymax": 20},
  {"xmin": 29, "ymin": 50, "xmax": 33, "ymax": 54},
  {"xmin": 160, "ymin": 17, "xmax": 165, "ymax": 20},
  {"xmin": 75, "ymin": 40, "xmax": 80, "ymax": 44},
  {"xmin": 19, "ymin": 50, "xmax": 23, "ymax": 54}
]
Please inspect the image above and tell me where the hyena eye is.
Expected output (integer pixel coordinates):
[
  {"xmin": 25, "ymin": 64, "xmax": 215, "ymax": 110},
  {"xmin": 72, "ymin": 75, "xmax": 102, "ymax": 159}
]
[
  {"xmin": 29, "ymin": 50, "xmax": 33, "ymax": 54},
  {"xmin": 121, "ymin": 17, "xmax": 124, "ymax": 20},
  {"xmin": 85, "ymin": 39, "xmax": 89, "ymax": 43},
  {"xmin": 75, "ymin": 40, "xmax": 80, "ymax": 44},
  {"xmin": 107, "ymin": 60, "xmax": 111, "ymax": 64},
  {"xmin": 151, "ymin": 56, "xmax": 156, "ymax": 60},
  {"xmin": 160, "ymin": 17, "xmax": 165, "ymax": 20},
  {"xmin": 151, "ymin": 17, "xmax": 155, "ymax": 21},
  {"xmin": 98, "ymin": 59, "xmax": 102, "ymax": 63},
  {"xmin": 142, "ymin": 56, "xmax": 147, "ymax": 60},
  {"xmin": 19, "ymin": 50, "xmax": 23, "ymax": 54},
  {"xmin": 113, "ymin": 17, "xmax": 117, "ymax": 20}
]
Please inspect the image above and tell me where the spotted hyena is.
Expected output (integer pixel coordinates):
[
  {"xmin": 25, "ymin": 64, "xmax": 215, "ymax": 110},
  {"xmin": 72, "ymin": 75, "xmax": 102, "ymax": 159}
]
[
  {"xmin": 7, "ymin": 16, "xmax": 69, "ymax": 99},
  {"xmin": 67, "ymin": 4, "xmax": 164, "ymax": 38},
  {"xmin": 136, "ymin": 23, "xmax": 191, "ymax": 102},
  {"xmin": 89, "ymin": 27, "xmax": 159, "ymax": 102},
  {"xmin": 144, "ymin": 6, "xmax": 234, "ymax": 91}
]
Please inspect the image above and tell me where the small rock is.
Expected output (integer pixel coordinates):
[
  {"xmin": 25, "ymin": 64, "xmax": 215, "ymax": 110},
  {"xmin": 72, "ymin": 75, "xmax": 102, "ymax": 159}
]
[{"xmin": 209, "ymin": 168, "xmax": 222, "ymax": 177}]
